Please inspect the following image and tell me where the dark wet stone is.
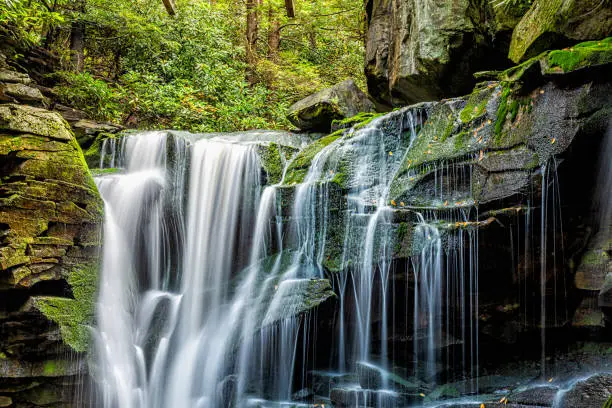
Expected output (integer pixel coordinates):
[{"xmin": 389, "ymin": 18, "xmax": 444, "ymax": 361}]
[{"xmin": 557, "ymin": 373, "xmax": 612, "ymax": 408}]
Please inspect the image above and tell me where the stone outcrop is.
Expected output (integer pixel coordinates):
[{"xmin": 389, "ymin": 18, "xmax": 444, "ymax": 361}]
[
  {"xmin": 509, "ymin": 0, "xmax": 612, "ymax": 63},
  {"xmin": 0, "ymin": 60, "xmax": 102, "ymax": 407},
  {"xmin": 0, "ymin": 54, "xmax": 48, "ymax": 108},
  {"xmin": 287, "ymin": 79, "xmax": 375, "ymax": 131},
  {"xmin": 364, "ymin": 0, "xmax": 528, "ymax": 106}
]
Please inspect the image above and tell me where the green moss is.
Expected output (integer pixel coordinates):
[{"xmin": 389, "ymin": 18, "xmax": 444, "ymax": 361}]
[
  {"xmin": 459, "ymin": 85, "xmax": 494, "ymax": 123},
  {"xmin": 43, "ymin": 361, "xmax": 57, "ymax": 376},
  {"xmin": 34, "ymin": 262, "xmax": 98, "ymax": 352},
  {"xmin": 90, "ymin": 168, "xmax": 121, "ymax": 177},
  {"xmin": 546, "ymin": 37, "xmax": 612, "ymax": 73},
  {"xmin": 283, "ymin": 130, "xmax": 343, "ymax": 185},
  {"xmin": 332, "ymin": 111, "xmax": 384, "ymax": 130},
  {"xmin": 257, "ymin": 142, "xmax": 284, "ymax": 185},
  {"xmin": 499, "ymin": 52, "xmax": 545, "ymax": 82},
  {"xmin": 495, "ymin": 85, "xmax": 512, "ymax": 137}
]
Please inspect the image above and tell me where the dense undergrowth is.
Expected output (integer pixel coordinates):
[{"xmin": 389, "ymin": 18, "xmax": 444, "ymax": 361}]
[{"xmin": 0, "ymin": 0, "xmax": 365, "ymax": 131}]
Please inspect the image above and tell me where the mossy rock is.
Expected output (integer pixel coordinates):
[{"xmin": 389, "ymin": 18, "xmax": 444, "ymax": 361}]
[
  {"xmin": 390, "ymin": 41, "xmax": 611, "ymax": 207},
  {"xmin": 31, "ymin": 263, "xmax": 98, "ymax": 352},
  {"xmin": 0, "ymin": 103, "xmax": 102, "ymax": 369},
  {"xmin": 255, "ymin": 142, "xmax": 298, "ymax": 185},
  {"xmin": 509, "ymin": 0, "xmax": 612, "ymax": 63},
  {"xmin": 544, "ymin": 38, "xmax": 612, "ymax": 74},
  {"xmin": 283, "ymin": 130, "xmax": 344, "ymax": 185},
  {"xmin": 287, "ymin": 79, "xmax": 375, "ymax": 131}
]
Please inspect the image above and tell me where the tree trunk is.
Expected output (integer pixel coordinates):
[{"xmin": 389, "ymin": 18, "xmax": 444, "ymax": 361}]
[
  {"xmin": 267, "ymin": 6, "xmax": 280, "ymax": 62},
  {"xmin": 246, "ymin": 0, "xmax": 259, "ymax": 82},
  {"xmin": 69, "ymin": 21, "xmax": 85, "ymax": 72},
  {"xmin": 162, "ymin": 0, "xmax": 176, "ymax": 16},
  {"xmin": 284, "ymin": 0, "xmax": 295, "ymax": 18}
]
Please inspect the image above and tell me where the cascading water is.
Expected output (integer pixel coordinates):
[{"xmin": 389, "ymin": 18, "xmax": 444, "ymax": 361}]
[{"xmin": 91, "ymin": 110, "xmax": 495, "ymax": 407}]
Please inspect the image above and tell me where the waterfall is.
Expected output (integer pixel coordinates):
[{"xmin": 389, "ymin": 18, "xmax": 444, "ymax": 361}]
[{"xmin": 92, "ymin": 108, "xmax": 487, "ymax": 407}]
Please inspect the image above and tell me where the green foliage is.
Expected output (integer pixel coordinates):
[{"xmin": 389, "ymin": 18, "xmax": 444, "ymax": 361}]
[
  {"xmin": 3, "ymin": 0, "xmax": 365, "ymax": 132},
  {"xmin": 53, "ymin": 72, "xmax": 121, "ymax": 121},
  {"xmin": 0, "ymin": 0, "xmax": 65, "ymax": 46}
]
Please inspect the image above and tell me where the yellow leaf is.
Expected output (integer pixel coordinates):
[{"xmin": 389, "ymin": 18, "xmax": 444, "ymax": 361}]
[
  {"xmin": 390, "ymin": 200, "xmax": 397, "ymax": 206},
  {"xmin": 479, "ymin": 150, "xmax": 484, "ymax": 161},
  {"xmin": 540, "ymin": 89, "xmax": 545, "ymax": 94},
  {"xmin": 389, "ymin": 151, "xmax": 393, "ymax": 156},
  {"xmin": 444, "ymin": 200, "xmax": 448, "ymax": 206},
  {"xmin": 400, "ymin": 202, "xmax": 405, "ymax": 206},
  {"xmin": 551, "ymin": 138, "xmax": 556, "ymax": 144},
  {"xmin": 548, "ymin": 378, "xmax": 553, "ymax": 383},
  {"xmin": 419, "ymin": 393, "xmax": 425, "ymax": 397},
  {"xmin": 481, "ymin": 404, "xmax": 485, "ymax": 408}
]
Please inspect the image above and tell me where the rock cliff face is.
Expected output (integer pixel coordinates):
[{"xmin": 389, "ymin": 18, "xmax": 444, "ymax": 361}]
[
  {"xmin": 365, "ymin": 0, "xmax": 612, "ymax": 106},
  {"xmin": 0, "ymin": 60, "xmax": 102, "ymax": 407},
  {"xmin": 364, "ymin": 0, "xmax": 527, "ymax": 106}
]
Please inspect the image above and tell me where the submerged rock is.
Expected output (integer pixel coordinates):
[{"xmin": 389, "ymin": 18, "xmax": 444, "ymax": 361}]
[
  {"xmin": 330, "ymin": 386, "xmax": 421, "ymax": 407},
  {"xmin": 507, "ymin": 385, "xmax": 558, "ymax": 407},
  {"xmin": 356, "ymin": 361, "xmax": 424, "ymax": 393},
  {"xmin": 287, "ymin": 79, "xmax": 375, "ymax": 132}
]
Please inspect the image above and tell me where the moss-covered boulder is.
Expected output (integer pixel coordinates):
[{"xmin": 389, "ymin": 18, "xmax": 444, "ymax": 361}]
[
  {"xmin": 287, "ymin": 79, "xmax": 375, "ymax": 132},
  {"xmin": 509, "ymin": 0, "xmax": 612, "ymax": 63},
  {"xmin": 0, "ymin": 103, "xmax": 103, "ymax": 406}
]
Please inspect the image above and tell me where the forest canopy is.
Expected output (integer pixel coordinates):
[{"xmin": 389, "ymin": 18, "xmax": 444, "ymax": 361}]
[{"xmin": 0, "ymin": 0, "xmax": 365, "ymax": 131}]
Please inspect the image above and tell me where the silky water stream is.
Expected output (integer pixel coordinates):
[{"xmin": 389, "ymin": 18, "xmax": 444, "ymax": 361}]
[{"xmin": 90, "ymin": 115, "xmax": 611, "ymax": 407}]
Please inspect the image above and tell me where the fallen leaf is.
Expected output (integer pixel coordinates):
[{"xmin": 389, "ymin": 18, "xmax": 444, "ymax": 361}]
[
  {"xmin": 481, "ymin": 404, "xmax": 485, "ymax": 408},
  {"xmin": 419, "ymin": 393, "xmax": 425, "ymax": 397},
  {"xmin": 479, "ymin": 150, "xmax": 484, "ymax": 161},
  {"xmin": 540, "ymin": 89, "xmax": 545, "ymax": 94},
  {"xmin": 444, "ymin": 200, "xmax": 448, "ymax": 206},
  {"xmin": 551, "ymin": 138, "xmax": 556, "ymax": 144},
  {"xmin": 389, "ymin": 151, "xmax": 393, "ymax": 156},
  {"xmin": 400, "ymin": 202, "xmax": 405, "ymax": 206},
  {"xmin": 548, "ymin": 378, "xmax": 553, "ymax": 383},
  {"xmin": 390, "ymin": 200, "xmax": 397, "ymax": 206}
]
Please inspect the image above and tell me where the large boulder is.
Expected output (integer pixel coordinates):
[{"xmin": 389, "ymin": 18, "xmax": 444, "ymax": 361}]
[
  {"xmin": 364, "ymin": 0, "xmax": 528, "ymax": 106},
  {"xmin": 509, "ymin": 0, "xmax": 612, "ymax": 63},
  {"xmin": 0, "ymin": 103, "xmax": 103, "ymax": 406},
  {"xmin": 287, "ymin": 79, "xmax": 375, "ymax": 132}
]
